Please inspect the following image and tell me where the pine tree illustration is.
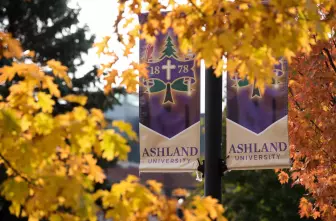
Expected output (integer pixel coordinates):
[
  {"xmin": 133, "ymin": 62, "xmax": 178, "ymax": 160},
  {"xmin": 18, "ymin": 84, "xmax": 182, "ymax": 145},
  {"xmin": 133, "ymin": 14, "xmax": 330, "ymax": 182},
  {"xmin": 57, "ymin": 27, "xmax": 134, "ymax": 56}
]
[{"xmin": 160, "ymin": 36, "xmax": 178, "ymax": 59}]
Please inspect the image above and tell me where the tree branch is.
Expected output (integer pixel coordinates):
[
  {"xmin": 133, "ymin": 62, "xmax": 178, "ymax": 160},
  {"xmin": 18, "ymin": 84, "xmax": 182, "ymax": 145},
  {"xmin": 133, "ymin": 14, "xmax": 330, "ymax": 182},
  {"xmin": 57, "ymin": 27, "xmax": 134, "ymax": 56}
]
[
  {"xmin": 289, "ymin": 87, "xmax": 323, "ymax": 133},
  {"xmin": 322, "ymin": 48, "xmax": 336, "ymax": 74},
  {"xmin": 188, "ymin": 0, "xmax": 205, "ymax": 18},
  {"xmin": 0, "ymin": 153, "xmax": 36, "ymax": 186}
]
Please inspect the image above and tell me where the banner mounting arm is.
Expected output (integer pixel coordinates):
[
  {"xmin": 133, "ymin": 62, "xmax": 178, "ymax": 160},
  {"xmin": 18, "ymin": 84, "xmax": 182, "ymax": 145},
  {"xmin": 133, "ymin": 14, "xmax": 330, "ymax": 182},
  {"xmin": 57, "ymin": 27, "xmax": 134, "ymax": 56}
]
[{"xmin": 197, "ymin": 159, "xmax": 228, "ymax": 178}]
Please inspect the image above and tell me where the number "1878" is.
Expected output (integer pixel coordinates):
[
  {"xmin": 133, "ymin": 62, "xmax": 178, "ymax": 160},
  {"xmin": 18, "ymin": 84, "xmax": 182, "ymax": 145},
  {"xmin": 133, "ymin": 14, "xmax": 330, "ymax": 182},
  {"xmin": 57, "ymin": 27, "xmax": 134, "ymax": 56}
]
[{"xmin": 149, "ymin": 65, "xmax": 189, "ymax": 75}]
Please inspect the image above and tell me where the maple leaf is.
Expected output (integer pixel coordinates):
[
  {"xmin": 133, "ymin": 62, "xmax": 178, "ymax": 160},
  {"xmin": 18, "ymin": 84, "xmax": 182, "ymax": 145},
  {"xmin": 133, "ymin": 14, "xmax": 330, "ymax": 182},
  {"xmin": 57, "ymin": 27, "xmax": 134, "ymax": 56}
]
[
  {"xmin": 90, "ymin": 108, "xmax": 105, "ymax": 124},
  {"xmin": 47, "ymin": 59, "xmax": 68, "ymax": 79},
  {"xmin": 0, "ymin": 65, "xmax": 17, "ymax": 83},
  {"xmin": 112, "ymin": 120, "xmax": 138, "ymax": 141},
  {"xmin": 62, "ymin": 94, "xmax": 88, "ymax": 106},
  {"xmin": 99, "ymin": 130, "xmax": 130, "ymax": 161},
  {"xmin": 1, "ymin": 179, "xmax": 29, "ymax": 205},
  {"xmin": 33, "ymin": 113, "xmax": 54, "ymax": 135},
  {"xmin": 278, "ymin": 171, "xmax": 289, "ymax": 184},
  {"xmin": 84, "ymin": 154, "xmax": 106, "ymax": 184},
  {"xmin": 146, "ymin": 180, "xmax": 162, "ymax": 194},
  {"xmin": 103, "ymin": 70, "xmax": 119, "ymax": 89},
  {"xmin": 185, "ymin": 196, "xmax": 227, "ymax": 221},
  {"xmin": 0, "ymin": 32, "xmax": 22, "ymax": 59},
  {"xmin": 20, "ymin": 114, "xmax": 32, "ymax": 132},
  {"xmin": 23, "ymin": 50, "xmax": 35, "ymax": 58},
  {"xmin": 312, "ymin": 210, "xmax": 321, "ymax": 219},
  {"xmin": 99, "ymin": 130, "xmax": 116, "ymax": 161},
  {"xmin": 37, "ymin": 92, "xmax": 55, "ymax": 113},
  {"xmin": 72, "ymin": 106, "xmax": 88, "ymax": 121},
  {"xmin": 172, "ymin": 188, "xmax": 189, "ymax": 197},
  {"xmin": 299, "ymin": 197, "xmax": 313, "ymax": 218},
  {"xmin": 93, "ymin": 36, "xmax": 111, "ymax": 56},
  {"xmin": 42, "ymin": 76, "xmax": 61, "ymax": 97}
]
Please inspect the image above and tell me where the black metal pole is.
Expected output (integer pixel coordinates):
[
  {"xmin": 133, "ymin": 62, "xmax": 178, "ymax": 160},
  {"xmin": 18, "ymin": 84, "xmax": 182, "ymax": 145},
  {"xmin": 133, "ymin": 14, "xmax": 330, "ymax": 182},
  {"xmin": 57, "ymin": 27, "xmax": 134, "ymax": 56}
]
[{"xmin": 204, "ymin": 67, "xmax": 222, "ymax": 202}]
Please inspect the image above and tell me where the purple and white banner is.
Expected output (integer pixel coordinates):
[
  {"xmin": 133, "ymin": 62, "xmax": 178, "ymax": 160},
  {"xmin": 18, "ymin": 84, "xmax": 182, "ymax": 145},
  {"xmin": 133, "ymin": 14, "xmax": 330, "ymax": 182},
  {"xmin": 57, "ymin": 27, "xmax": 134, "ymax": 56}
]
[
  {"xmin": 226, "ymin": 59, "xmax": 290, "ymax": 170},
  {"xmin": 139, "ymin": 13, "xmax": 200, "ymax": 173}
]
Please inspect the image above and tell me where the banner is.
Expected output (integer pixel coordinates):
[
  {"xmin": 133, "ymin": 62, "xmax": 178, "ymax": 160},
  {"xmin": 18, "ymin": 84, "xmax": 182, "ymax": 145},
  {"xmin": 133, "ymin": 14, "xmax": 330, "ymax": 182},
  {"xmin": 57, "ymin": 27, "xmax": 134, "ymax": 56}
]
[
  {"xmin": 139, "ymin": 13, "xmax": 200, "ymax": 173},
  {"xmin": 226, "ymin": 59, "xmax": 290, "ymax": 170}
]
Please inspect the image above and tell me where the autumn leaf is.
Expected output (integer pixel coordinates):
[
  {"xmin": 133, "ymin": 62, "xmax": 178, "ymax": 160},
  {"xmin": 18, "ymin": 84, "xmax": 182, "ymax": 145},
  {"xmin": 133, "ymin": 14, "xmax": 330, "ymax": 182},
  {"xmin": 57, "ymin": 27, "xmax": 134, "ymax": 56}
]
[
  {"xmin": 33, "ymin": 113, "xmax": 54, "ymax": 135},
  {"xmin": 278, "ymin": 171, "xmax": 289, "ymax": 184},
  {"xmin": 99, "ymin": 130, "xmax": 130, "ymax": 161},
  {"xmin": 0, "ymin": 32, "xmax": 22, "ymax": 59},
  {"xmin": 84, "ymin": 154, "xmax": 106, "ymax": 183},
  {"xmin": 185, "ymin": 196, "xmax": 227, "ymax": 221},
  {"xmin": 72, "ymin": 106, "xmax": 88, "ymax": 121},
  {"xmin": 99, "ymin": 130, "xmax": 115, "ymax": 161},
  {"xmin": 0, "ymin": 65, "xmax": 17, "ymax": 83},
  {"xmin": 20, "ymin": 114, "xmax": 32, "ymax": 131},
  {"xmin": 47, "ymin": 59, "xmax": 68, "ymax": 78},
  {"xmin": 146, "ymin": 180, "xmax": 162, "ymax": 194},
  {"xmin": 299, "ymin": 197, "xmax": 313, "ymax": 218},
  {"xmin": 23, "ymin": 50, "xmax": 35, "ymax": 58},
  {"xmin": 93, "ymin": 36, "xmax": 111, "ymax": 56},
  {"xmin": 37, "ymin": 92, "xmax": 55, "ymax": 113},
  {"xmin": 42, "ymin": 76, "xmax": 61, "ymax": 97},
  {"xmin": 172, "ymin": 188, "xmax": 189, "ymax": 197},
  {"xmin": 112, "ymin": 120, "xmax": 138, "ymax": 141},
  {"xmin": 62, "ymin": 94, "xmax": 88, "ymax": 106}
]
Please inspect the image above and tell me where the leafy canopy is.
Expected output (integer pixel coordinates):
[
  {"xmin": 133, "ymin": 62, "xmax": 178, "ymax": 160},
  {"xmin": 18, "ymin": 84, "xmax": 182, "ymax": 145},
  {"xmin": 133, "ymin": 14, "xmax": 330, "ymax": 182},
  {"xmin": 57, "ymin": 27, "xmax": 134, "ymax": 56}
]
[
  {"xmin": 280, "ymin": 38, "xmax": 336, "ymax": 220},
  {"xmin": 98, "ymin": 0, "xmax": 335, "ymax": 94},
  {"xmin": 0, "ymin": 32, "xmax": 226, "ymax": 221},
  {"xmin": 97, "ymin": 1, "xmax": 336, "ymax": 220}
]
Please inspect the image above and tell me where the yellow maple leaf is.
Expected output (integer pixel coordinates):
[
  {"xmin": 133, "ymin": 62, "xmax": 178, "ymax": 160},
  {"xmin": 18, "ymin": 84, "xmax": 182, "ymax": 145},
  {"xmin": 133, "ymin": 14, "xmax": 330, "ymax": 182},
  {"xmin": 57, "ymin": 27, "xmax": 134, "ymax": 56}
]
[
  {"xmin": 0, "ymin": 32, "xmax": 23, "ymax": 59},
  {"xmin": 20, "ymin": 114, "xmax": 32, "ymax": 131},
  {"xmin": 112, "ymin": 120, "xmax": 138, "ymax": 141},
  {"xmin": 90, "ymin": 108, "xmax": 105, "ymax": 124},
  {"xmin": 47, "ymin": 59, "xmax": 68, "ymax": 79},
  {"xmin": 146, "ymin": 180, "xmax": 162, "ymax": 194},
  {"xmin": 62, "ymin": 94, "xmax": 88, "ymax": 106},
  {"xmin": 24, "ymin": 50, "xmax": 35, "ymax": 58},
  {"xmin": 1, "ymin": 179, "xmax": 29, "ymax": 207},
  {"xmin": 104, "ymin": 69, "xmax": 119, "ymax": 86},
  {"xmin": 33, "ymin": 113, "xmax": 54, "ymax": 135},
  {"xmin": 93, "ymin": 36, "xmax": 111, "ymax": 56},
  {"xmin": 239, "ymin": 3, "xmax": 249, "ymax": 10},
  {"xmin": 49, "ymin": 214, "xmax": 62, "ymax": 221},
  {"xmin": 185, "ymin": 196, "xmax": 226, "ymax": 221},
  {"xmin": 172, "ymin": 188, "xmax": 189, "ymax": 197},
  {"xmin": 99, "ymin": 130, "xmax": 130, "ymax": 161},
  {"xmin": 84, "ymin": 154, "xmax": 106, "ymax": 183},
  {"xmin": 0, "ymin": 65, "xmax": 17, "ymax": 83},
  {"xmin": 72, "ymin": 107, "xmax": 88, "ymax": 121},
  {"xmin": 37, "ymin": 92, "xmax": 55, "ymax": 113},
  {"xmin": 0, "ymin": 109, "xmax": 21, "ymax": 133},
  {"xmin": 99, "ymin": 131, "xmax": 115, "ymax": 161},
  {"xmin": 42, "ymin": 76, "xmax": 61, "ymax": 97}
]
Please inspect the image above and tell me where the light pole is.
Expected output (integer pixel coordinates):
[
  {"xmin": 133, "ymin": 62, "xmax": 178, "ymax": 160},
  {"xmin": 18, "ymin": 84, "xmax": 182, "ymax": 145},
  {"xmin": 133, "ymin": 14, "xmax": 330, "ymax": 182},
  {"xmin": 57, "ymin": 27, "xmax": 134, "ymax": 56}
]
[{"xmin": 204, "ymin": 67, "xmax": 223, "ymax": 202}]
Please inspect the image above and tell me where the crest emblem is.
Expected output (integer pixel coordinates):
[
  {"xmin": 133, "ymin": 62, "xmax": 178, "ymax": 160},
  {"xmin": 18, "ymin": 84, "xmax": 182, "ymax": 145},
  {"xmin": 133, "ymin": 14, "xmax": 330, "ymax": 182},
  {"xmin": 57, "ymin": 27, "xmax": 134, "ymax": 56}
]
[
  {"xmin": 231, "ymin": 58, "xmax": 287, "ymax": 99},
  {"xmin": 142, "ymin": 35, "xmax": 196, "ymax": 104}
]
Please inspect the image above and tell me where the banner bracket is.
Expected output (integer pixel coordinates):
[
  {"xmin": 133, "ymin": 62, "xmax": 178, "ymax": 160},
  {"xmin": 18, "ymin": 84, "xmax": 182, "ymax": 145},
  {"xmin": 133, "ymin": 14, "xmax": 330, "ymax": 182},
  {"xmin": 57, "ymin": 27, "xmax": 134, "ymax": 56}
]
[
  {"xmin": 219, "ymin": 159, "xmax": 228, "ymax": 176},
  {"xmin": 197, "ymin": 159, "xmax": 228, "ymax": 178},
  {"xmin": 196, "ymin": 159, "xmax": 204, "ymax": 178}
]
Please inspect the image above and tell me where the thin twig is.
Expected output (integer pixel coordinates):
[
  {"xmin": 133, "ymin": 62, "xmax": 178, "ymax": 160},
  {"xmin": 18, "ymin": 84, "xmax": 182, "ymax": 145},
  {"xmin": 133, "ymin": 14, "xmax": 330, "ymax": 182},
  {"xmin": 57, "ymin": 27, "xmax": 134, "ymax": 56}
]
[
  {"xmin": 322, "ymin": 48, "xmax": 336, "ymax": 74},
  {"xmin": 289, "ymin": 88, "xmax": 323, "ymax": 133},
  {"xmin": 0, "ymin": 153, "xmax": 35, "ymax": 185},
  {"xmin": 188, "ymin": 0, "xmax": 205, "ymax": 18}
]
